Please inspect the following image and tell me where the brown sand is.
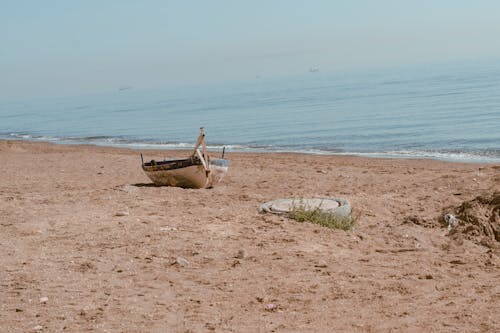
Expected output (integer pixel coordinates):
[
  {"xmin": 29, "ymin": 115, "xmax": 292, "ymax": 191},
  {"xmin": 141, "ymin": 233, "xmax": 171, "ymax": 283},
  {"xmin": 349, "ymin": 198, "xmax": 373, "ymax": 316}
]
[{"xmin": 1, "ymin": 140, "xmax": 499, "ymax": 333}]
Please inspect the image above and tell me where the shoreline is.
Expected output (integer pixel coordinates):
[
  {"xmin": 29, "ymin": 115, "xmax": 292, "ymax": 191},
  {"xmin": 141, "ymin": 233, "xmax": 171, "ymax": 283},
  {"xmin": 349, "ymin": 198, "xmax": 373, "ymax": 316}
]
[
  {"xmin": 2, "ymin": 138, "xmax": 499, "ymax": 164},
  {"xmin": 1, "ymin": 139, "xmax": 499, "ymax": 332}
]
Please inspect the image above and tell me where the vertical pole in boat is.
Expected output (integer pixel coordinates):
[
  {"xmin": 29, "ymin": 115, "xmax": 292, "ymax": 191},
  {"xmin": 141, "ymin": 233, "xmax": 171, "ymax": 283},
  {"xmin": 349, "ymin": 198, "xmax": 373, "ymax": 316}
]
[
  {"xmin": 201, "ymin": 128, "xmax": 208, "ymax": 164},
  {"xmin": 192, "ymin": 127, "xmax": 205, "ymax": 157}
]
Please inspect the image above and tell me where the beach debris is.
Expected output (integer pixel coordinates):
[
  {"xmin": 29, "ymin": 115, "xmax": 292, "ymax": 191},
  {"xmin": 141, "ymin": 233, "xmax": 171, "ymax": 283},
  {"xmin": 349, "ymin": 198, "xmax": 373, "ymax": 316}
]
[
  {"xmin": 265, "ymin": 303, "xmax": 278, "ymax": 311},
  {"xmin": 121, "ymin": 185, "xmax": 138, "ymax": 193},
  {"xmin": 205, "ymin": 323, "xmax": 216, "ymax": 331},
  {"xmin": 33, "ymin": 325, "xmax": 43, "ymax": 331},
  {"xmin": 258, "ymin": 198, "xmax": 351, "ymax": 220},
  {"xmin": 314, "ymin": 260, "xmax": 328, "ymax": 268},
  {"xmin": 174, "ymin": 257, "xmax": 190, "ymax": 267},
  {"xmin": 444, "ymin": 213, "xmax": 460, "ymax": 231},
  {"xmin": 259, "ymin": 197, "xmax": 353, "ymax": 229},
  {"xmin": 159, "ymin": 226, "xmax": 178, "ymax": 232},
  {"xmin": 39, "ymin": 296, "xmax": 48, "ymax": 303},
  {"xmin": 441, "ymin": 191, "xmax": 499, "ymax": 246},
  {"xmin": 115, "ymin": 210, "xmax": 129, "ymax": 217}
]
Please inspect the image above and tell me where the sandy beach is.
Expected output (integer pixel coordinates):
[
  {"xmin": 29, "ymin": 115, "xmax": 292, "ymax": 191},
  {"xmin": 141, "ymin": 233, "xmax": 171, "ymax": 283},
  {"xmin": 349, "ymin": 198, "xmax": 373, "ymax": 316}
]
[{"xmin": 1, "ymin": 140, "xmax": 499, "ymax": 332}]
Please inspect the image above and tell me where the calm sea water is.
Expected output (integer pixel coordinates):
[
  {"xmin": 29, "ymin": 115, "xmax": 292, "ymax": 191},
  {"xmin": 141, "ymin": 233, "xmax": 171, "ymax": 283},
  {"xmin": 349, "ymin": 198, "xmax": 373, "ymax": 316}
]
[{"xmin": 1, "ymin": 61, "xmax": 500, "ymax": 163}]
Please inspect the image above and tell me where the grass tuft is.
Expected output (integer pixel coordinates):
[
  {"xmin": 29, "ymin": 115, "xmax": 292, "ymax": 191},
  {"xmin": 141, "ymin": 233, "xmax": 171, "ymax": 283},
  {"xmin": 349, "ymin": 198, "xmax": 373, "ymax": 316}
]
[{"xmin": 288, "ymin": 199, "xmax": 356, "ymax": 230}]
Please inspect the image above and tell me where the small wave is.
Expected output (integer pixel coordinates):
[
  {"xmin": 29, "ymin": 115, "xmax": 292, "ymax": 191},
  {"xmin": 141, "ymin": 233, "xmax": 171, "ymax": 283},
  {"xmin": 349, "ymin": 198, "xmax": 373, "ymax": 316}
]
[
  {"xmin": 2, "ymin": 133, "xmax": 61, "ymax": 141},
  {"xmin": 346, "ymin": 150, "xmax": 500, "ymax": 163},
  {"xmin": 1, "ymin": 132, "xmax": 498, "ymax": 163}
]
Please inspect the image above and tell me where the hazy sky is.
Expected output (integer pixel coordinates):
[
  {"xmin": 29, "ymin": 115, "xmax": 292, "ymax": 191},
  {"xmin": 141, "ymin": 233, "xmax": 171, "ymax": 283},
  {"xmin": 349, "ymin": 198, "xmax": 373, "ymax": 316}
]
[{"xmin": 1, "ymin": 0, "xmax": 499, "ymax": 99}]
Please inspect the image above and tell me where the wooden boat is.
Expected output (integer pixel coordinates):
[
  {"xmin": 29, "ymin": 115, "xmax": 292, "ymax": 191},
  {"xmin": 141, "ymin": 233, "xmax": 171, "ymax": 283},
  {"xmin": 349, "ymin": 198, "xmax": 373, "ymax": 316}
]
[{"xmin": 141, "ymin": 128, "xmax": 229, "ymax": 188}]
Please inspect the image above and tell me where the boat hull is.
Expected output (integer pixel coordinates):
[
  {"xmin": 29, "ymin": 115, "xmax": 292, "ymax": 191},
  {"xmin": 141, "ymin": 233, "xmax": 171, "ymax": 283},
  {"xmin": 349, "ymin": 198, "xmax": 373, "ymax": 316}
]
[{"xmin": 143, "ymin": 158, "xmax": 229, "ymax": 188}]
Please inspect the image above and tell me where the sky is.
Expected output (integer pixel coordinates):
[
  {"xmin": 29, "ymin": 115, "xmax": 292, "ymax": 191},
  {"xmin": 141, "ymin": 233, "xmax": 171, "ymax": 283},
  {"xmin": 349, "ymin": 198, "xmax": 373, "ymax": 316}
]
[{"xmin": 1, "ymin": 0, "xmax": 500, "ymax": 99}]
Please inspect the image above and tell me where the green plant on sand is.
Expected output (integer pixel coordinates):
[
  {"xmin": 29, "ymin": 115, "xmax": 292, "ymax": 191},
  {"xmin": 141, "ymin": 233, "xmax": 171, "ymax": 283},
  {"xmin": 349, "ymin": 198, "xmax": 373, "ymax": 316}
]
[{"xmin": 288, "ymin": 199, "xmax": 355, "ymax": 230}]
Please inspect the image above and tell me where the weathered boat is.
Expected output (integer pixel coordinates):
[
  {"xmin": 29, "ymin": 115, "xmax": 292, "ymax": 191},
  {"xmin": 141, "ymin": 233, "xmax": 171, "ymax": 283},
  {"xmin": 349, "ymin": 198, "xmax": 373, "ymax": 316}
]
[{"xmin": 141, "ymin": 128, "xmax": 229, "ymax": 188}]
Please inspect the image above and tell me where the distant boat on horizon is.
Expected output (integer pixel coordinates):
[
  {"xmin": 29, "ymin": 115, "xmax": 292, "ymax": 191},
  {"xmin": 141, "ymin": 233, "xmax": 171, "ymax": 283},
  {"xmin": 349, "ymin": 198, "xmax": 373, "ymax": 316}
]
[{"xmin": 118, "ymin": 86, "xmax": 133, "ymax": 92}]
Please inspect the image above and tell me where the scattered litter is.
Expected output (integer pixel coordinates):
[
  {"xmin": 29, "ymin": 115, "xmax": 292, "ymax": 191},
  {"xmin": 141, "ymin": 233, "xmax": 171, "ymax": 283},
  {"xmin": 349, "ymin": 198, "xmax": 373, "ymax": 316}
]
[
  {"xmin": 33, "ymin": 325, "xmax": 43, "ymax": 331},
  {"xmin": 115, "ymin": 210, "xmax": 129, "ymax": 217},
  {"xmin": 444, "ymin": 213, "xmax": 460, "ymax": 231},
  {"xmin": 39, "ymin": 296, "xmax": 48, "ymax": 303},
  {"xmin": 174, "ymin": 257, "xmax": 190, "ymax": 267},
  {"xmin": 160, "ymin": 226, "xmax": 178, "ymax": 232},
  {"xmin": 265, "ymin": 303, "xmax": 278, "ymax": 311},
  {"xmin": 314, "ymin": 261, "xmax": 328, "ymax": 268}
]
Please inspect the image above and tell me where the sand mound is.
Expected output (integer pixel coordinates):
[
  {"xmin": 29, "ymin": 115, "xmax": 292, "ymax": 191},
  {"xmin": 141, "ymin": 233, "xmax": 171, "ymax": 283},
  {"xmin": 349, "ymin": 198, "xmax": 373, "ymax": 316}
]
[{"xmin": 444, "ymin": 192, "xmax": 500, "ymax": 247}]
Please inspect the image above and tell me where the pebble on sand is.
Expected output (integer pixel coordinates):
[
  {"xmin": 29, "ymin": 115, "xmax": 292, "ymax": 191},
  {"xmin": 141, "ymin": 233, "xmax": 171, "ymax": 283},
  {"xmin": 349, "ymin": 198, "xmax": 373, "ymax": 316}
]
[
  {"xmin": 115, "ymin": 211, "xmax": 129, "ymax": 217},
  {"xmin": 175, "ymin": 257, "xmax": 190, "ymax": 267},
  {"xmin": 235, "ymin": 249, "xmax": 248, "ymax": 259},
  {"xmin": 265, "ymin": 303, "xmax": 278, "ymax": 311}
]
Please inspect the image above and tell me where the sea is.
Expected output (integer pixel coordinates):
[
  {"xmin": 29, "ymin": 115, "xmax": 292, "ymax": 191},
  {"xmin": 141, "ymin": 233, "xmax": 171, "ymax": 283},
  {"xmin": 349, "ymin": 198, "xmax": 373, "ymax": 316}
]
[{"xmin": 1, "ymin": 60, "xmax": 499, "ymax": 163}]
